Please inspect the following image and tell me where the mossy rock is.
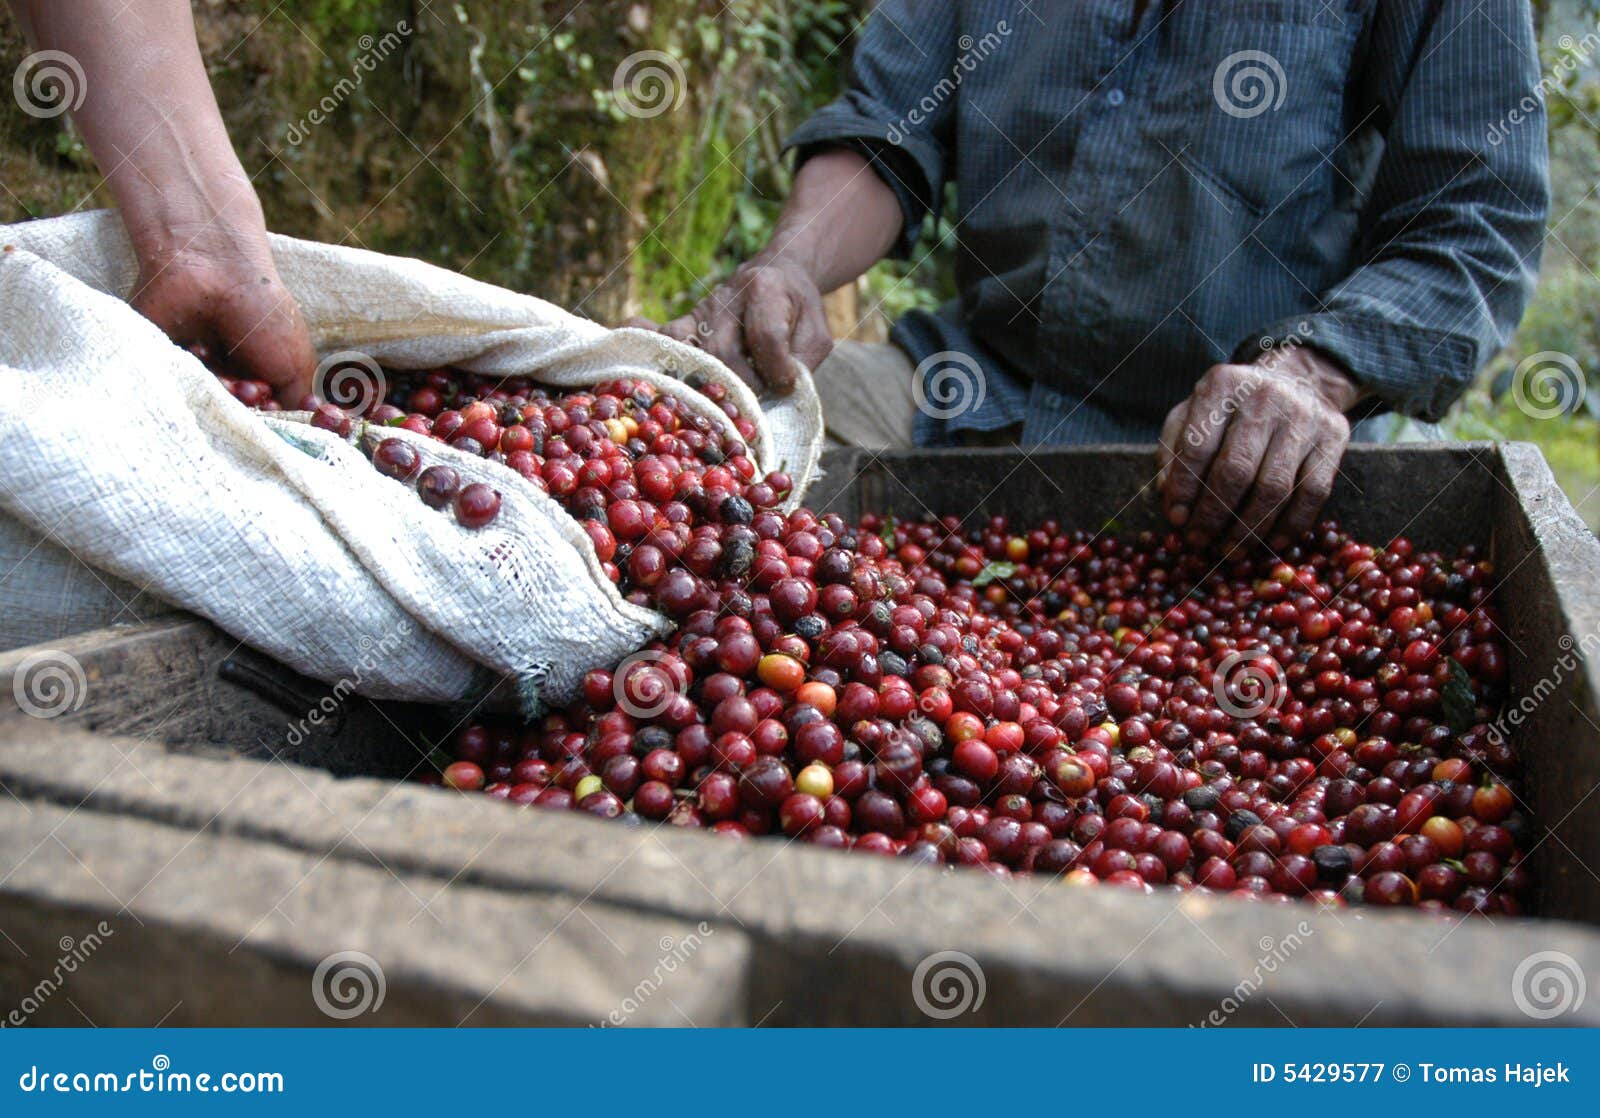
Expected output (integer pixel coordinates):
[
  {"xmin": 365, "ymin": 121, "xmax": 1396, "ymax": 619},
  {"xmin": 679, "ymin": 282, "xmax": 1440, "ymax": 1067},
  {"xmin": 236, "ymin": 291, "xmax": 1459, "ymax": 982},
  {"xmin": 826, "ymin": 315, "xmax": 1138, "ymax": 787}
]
[{"xmin": 0, "ymin": 1, "xmax": 795, "ymax": 323}]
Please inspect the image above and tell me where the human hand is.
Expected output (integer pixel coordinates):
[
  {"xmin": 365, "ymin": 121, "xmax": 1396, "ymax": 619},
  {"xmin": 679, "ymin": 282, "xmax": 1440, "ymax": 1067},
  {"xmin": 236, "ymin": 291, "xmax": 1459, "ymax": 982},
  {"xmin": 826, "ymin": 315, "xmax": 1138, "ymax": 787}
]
[
  {"xmin": 130, "ymin": 221, "xmax": 315, "ymax": 405},
  {"xmin": 628, "ymin": 147, "xmax": 901, "ymax": 394},
  {"xmin": 10, "ymin": 0, "xmax": 316, "ymax": 403},
  {"xmin": 648, "ymin": 257, "xmax": 833, "ymax": 395},
  {"xmin": 1157, "ymin": 345, "xmax": 1367, "ymax": 551}
]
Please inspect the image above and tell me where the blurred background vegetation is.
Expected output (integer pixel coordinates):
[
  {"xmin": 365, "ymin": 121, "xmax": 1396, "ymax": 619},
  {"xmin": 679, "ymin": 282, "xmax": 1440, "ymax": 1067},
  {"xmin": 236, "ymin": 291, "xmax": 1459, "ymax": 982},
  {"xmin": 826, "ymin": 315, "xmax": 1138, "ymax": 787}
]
[
  {"xmin": 0, "ymin": 1, "xmax": 1594, "ymax": 525},
  {"xmin": 1458, "ymin": 0, "xmax": 1600, "ymax": 528}
]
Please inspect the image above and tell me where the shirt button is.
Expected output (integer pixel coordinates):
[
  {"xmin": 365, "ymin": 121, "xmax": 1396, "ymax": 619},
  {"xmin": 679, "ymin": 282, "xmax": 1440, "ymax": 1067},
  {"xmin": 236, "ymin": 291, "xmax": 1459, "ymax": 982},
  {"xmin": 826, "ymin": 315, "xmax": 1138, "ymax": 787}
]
[{"xmin": 1107, "ymin": 88, "xmax": 1126, "ymax": 107}]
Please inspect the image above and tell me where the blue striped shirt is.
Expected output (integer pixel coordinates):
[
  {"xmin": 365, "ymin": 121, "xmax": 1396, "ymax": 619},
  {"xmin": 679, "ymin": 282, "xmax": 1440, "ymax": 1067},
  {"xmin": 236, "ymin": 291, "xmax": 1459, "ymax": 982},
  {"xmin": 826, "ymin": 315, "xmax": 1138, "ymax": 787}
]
[{"xmin": 787, "ymin": 1, "xmax": 1550, "ymax": 446}]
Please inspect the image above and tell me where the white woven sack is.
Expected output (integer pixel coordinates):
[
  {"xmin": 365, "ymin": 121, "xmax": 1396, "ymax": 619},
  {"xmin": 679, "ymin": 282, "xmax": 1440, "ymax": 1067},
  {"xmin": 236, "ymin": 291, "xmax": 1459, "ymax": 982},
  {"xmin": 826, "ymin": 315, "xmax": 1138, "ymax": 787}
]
[
  {"xmin": 0, "ymin": 210, "xmax": 824, "ymax": 713},
  {"xmin": 0, "ymin": 514, "xmax": 179, "ymax": 651}
]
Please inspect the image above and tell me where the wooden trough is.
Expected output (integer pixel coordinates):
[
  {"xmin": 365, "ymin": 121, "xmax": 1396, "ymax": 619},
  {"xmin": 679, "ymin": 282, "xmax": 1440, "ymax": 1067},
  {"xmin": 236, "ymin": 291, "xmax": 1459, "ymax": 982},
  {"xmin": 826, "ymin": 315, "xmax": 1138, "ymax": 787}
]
[{"xmin": 2, "ymin": 444, "xmax": 1598, "ymax": 1026}]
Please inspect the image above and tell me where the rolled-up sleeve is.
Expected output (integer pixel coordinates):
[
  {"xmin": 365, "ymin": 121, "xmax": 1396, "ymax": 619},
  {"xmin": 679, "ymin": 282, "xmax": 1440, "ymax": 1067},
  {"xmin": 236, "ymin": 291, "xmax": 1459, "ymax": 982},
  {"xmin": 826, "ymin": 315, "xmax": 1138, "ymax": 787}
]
[
  {"xmin": 784, "ymin": 1, "xmax": 960, "ymax": 257},
  {"xmin": 1238, "ymin": 1, "xmax": 1550, "ymax": 421}
]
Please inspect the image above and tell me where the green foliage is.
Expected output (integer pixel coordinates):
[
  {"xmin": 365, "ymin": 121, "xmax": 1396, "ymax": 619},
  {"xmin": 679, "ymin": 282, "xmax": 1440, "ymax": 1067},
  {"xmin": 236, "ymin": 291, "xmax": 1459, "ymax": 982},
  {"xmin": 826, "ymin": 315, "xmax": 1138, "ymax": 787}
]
[
  {"xmin": 1447, "ymin": 389, "xmax": 1600, "ymax": 528},
  {"xmin": 568, "ymin": 0, "xmax": 865, "ymax": 320},
  {"xmin": 1500, "ymin": 269, "xmax": 1600, "ymax": 380},
  {"xmin": 863, "ymin": 195, "xmax": 961, "ymax": 322},
  {"xmin": 662, "ymin": 0, "xmax": 863, "ymax": 314},
  {"xmin": 636, "ymin": 134, "xmax": 744, "ymax": 322},
  {"xmin": 971, "ymin": 561, "xmax": 1016, "ymax": 587},
  {"xmin": 1468, "ymin": 3, "xmax": 1600, "ymax": 526}
]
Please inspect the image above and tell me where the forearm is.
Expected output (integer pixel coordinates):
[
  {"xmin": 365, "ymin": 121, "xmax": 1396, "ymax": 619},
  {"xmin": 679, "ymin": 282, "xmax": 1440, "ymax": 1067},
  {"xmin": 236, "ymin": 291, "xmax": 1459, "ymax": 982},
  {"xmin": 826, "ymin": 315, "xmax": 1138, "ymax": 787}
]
[
  {"xmin": 755, "ymin": 148, "xmax": 903, "ymax": 294},
  {"xmin": 1243, "ymin": 200, "xmax": 1544, "ymax": 423},
  {"xmin": 10, "ymin": 0, "xmax": 264, "ymax": 263}
]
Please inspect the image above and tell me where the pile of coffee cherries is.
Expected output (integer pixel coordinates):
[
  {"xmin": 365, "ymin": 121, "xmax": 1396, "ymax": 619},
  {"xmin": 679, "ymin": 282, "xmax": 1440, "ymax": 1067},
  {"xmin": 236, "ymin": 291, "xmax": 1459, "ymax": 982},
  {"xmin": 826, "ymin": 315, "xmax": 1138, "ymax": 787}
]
[
  {"xmin": 228, "ymin": 362, "xmax": 1530, "ymax": 914},
  {"xmin": 223, "ymin": 364, "xmax": 762, "ymax": 543}
]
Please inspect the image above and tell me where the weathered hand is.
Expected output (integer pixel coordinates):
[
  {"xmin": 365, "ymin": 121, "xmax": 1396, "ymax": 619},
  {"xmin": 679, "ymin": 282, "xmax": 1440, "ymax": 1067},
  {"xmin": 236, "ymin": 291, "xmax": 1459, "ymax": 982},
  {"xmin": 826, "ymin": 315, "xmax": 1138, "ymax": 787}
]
[
  {"xmin": 132, "ymin": 229, "xmax": 315, "ymax": 405},
  {"xmin": 1157, "ymin": 346, "xmax": 1367, "ymax": 550},
  {"xmin": 653, "ymin": 257, "xmax": 832, "ymax": 395},
  {"xmin": 9, "ymin": 0, "xmax": 317, "ymax": 403}
]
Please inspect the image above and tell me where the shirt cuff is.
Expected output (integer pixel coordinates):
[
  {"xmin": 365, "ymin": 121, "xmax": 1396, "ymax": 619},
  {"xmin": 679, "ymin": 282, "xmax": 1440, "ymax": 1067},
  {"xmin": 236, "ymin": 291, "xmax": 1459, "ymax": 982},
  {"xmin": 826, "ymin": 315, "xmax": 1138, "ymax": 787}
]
[
  {"xmin": 1233, "ymin": 313, "xmax": 1479, "ymax": 423},
  {"xmin": 786, "ymin": 106, "xmax": 945, "ymax": 259}
]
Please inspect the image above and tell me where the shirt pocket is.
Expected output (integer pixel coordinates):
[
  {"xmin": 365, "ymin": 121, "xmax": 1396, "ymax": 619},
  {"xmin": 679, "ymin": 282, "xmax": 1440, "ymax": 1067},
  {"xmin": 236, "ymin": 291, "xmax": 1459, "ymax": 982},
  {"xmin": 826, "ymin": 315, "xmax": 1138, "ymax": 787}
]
[{"xmin": 1185, "ymin": 0, "xmax": 1366, "ymax": 218}]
